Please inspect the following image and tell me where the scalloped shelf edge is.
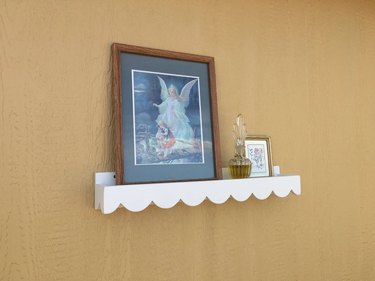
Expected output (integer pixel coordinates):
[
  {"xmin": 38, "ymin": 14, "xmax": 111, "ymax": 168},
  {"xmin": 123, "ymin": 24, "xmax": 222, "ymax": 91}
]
[{"xmin": 94, "ymin": 169, "xmax": 301, "ymax": 214}]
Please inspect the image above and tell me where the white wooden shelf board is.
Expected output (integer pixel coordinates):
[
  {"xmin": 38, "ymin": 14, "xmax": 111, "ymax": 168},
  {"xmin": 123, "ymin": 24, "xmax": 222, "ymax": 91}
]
[{"xmin": 94, "ymin": 168, "xmax": 301, "ymax": 214}]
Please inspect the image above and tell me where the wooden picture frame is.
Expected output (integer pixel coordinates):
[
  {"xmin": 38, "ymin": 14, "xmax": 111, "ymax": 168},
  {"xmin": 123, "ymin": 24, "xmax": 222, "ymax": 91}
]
[
  {"xmin": 112, "ymin": 43, "xmax": 222, "ymax": 185},
  {"xmin": 245, "ymin": 136, "xmax": 273, "ymax": 177}
]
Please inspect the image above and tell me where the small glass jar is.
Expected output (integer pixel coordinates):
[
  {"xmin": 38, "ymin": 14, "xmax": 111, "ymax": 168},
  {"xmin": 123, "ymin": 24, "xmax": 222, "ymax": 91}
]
[{"xmin": 228, "ymin": 114, "xmax": 252, "ymax": 179}]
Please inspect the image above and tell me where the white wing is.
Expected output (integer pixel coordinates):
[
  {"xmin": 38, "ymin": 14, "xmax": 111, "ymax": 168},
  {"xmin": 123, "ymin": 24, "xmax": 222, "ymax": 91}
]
[
  {"xmin": 157, "ymin": 76, "xmax": 168, "ymax": 101},
  {"xmin": 179, "ymin": 79, "xmax": 198, "ymax": 107}
]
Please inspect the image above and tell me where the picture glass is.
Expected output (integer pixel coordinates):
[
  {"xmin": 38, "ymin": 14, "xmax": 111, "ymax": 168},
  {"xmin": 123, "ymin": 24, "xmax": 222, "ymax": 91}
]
[
  {"xmin": 115, "ymin": 49, "xmax": 219, "ymax": 184},
  {"xmin": 245, "ymin": 140, "xmax": 270, "ymax": 177}
]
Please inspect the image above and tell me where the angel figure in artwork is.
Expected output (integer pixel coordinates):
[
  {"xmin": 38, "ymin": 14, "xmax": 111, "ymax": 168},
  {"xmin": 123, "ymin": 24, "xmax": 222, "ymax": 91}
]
[{"xmin": 153, "ymin": 76, "xmax": 198, "ymax": 154}]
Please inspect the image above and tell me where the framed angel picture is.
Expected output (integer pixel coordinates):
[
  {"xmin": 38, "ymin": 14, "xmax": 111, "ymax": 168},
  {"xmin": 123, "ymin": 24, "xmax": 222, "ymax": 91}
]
[{"xmin": 112, "ymin": 43, "xmax": 222, "ymax": 185}]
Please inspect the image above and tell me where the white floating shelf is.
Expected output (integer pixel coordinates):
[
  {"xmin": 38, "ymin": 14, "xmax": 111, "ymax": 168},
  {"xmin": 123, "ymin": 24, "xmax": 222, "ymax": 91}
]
[{"xmin": 95, "ymin": 167, "xmax": 301, "ymax": 214}]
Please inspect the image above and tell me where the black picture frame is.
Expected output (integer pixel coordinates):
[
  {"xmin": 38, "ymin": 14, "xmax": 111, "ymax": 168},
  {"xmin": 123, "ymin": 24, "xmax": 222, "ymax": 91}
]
[{"xmin": 112, "ymin": 43, "xmax": 222, "ymax": 185}]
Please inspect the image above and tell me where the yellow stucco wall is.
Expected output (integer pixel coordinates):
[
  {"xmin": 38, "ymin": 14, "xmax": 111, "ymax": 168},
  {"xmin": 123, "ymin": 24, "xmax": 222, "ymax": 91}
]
[{"xmin": 1, "ymin": 0, "xmax": 375, "ymax": 280}]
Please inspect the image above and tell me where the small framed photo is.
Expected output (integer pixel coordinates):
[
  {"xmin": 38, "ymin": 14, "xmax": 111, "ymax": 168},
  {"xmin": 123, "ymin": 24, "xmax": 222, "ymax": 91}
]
[
  {"xmin": 112, "ymin": 43, "xmax": 222, "ymax": 185},
  {"xmin": 245, "ymin": 136, "xmax": 273, "ymax": 177}
]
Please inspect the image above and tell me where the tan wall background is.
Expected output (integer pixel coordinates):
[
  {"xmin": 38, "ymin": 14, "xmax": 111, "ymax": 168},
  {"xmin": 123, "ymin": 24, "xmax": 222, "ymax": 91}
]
[{"xmin": 1, "ymin": 0, "xmax": 375, "ymax": 280}]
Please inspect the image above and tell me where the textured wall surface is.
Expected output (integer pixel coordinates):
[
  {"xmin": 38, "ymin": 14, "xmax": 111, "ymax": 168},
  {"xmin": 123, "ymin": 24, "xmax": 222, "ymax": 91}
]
[{"xmin": 1, "ymin": 0, "xmax": 375, "ymax": 280}]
